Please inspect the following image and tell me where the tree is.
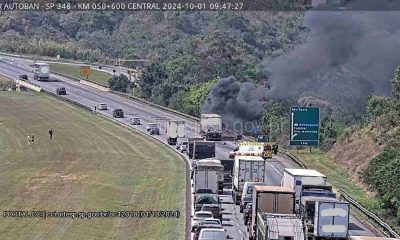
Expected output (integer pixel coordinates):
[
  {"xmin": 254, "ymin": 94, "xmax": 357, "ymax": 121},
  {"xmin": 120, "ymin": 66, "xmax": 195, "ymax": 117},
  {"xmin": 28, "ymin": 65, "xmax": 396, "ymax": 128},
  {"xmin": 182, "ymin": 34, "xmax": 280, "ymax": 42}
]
[
  {"xmin": 138, "ymin": 62, "xmax": 167, "ymax": 100},
  {"xmin": 108, "ymin": 74, "xmax": 131, "ymax": 93},
  {"xmin": 392, "ymin": 66, "xmax": 400, "ymax": 100}
]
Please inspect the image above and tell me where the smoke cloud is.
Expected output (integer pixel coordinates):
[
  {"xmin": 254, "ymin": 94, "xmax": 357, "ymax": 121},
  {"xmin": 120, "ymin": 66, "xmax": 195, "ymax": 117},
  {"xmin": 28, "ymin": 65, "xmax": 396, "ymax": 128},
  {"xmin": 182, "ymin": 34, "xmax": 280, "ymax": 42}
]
[
  {"xmin": 204, "ymin": 11, "xmax": 400, "ymax": 125},
  {"xmin": 264, "ymin": 11, "xmax": 400, "ymax": 117},
  {"xmin": 202, "ymin": 76, "xmax": 267, "ymax": 125}
]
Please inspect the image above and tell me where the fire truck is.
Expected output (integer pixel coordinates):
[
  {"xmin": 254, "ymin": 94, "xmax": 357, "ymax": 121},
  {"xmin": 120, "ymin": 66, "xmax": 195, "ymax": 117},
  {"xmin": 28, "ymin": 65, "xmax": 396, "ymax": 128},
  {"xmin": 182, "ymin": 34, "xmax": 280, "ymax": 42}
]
[{"xmin": 229, "ymin": 142, "xmax": 273, "ymax": 160}]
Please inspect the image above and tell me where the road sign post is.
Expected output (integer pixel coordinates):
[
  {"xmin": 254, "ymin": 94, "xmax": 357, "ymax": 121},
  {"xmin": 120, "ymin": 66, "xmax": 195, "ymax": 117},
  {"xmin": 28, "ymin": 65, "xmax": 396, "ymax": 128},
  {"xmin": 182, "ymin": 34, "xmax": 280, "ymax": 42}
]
[
  {"xmin": 290, "ymin": 107, "xmax": 320, "ymax": 146},
  {"xmin": 80, "ymin": 66, "xmax": 91, "ymax": 79}
]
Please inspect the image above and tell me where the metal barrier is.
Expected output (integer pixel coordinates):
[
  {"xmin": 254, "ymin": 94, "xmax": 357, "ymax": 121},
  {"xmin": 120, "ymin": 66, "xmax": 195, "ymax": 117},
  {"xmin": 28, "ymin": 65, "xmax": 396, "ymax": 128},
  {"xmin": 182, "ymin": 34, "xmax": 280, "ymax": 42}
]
[
  {"xmin": 339, "ymin": 190, "xmax": 400, "ymax": 239},
  {"xmin": 52, "ymin": 70, "xmax": 109, "ymax": 88},
  {"xmin": 280, "ymin": 150, "xmax": 400, "ymax": 238},
  {"xmin": 42, "ymin": 89, "xmax": 93, "ymax": 112}
]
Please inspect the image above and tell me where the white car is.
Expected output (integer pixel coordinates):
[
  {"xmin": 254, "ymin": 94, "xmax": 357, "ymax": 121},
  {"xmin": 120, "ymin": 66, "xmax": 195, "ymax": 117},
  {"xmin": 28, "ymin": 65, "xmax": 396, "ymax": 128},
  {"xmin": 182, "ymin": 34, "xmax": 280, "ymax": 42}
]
[
  {"xmin": 191, "ymin": 211, "xmax": 214, "ymax": 232},
  {"xmin": 146, "ymin": 123, "xmax": 157, "ymax": 131},
  {"xmin": 131, "ymin": 117, "xmax": 140, "ymax": 125},
  {"xmin": 200, "ymin": 218, "xmax": 222, "ymax": 227},
  {"xmin": 198, "ymin": 228, "xmax": 227, "ymax": 240},
  {"xmin": 97, "ymin": 103, "xmax": 107, "ymax": 110}
]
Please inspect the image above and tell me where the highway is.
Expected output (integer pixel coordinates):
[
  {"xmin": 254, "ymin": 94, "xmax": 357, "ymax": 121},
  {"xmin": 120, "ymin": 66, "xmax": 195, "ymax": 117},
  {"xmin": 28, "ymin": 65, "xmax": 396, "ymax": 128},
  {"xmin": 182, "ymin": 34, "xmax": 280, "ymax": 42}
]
[{"xmin": 0, "ymin": 55, "xmax": 378, "ymax": 240}]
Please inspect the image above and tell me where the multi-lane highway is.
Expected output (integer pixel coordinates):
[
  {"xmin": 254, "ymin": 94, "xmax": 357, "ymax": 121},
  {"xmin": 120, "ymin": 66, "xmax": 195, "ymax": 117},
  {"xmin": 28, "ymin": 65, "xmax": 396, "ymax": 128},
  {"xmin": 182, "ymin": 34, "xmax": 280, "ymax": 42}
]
[{"xmin": 0, "ymin": 55, "xmax": 378, "ymax": 239}]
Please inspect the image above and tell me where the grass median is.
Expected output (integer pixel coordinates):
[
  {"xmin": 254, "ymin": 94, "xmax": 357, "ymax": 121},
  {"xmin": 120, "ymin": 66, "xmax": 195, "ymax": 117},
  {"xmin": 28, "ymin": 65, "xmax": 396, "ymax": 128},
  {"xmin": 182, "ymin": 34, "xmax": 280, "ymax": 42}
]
[
  {"xmin": 0, "ymin": 91, "xmax": 185, "ymax": 240},
  {"xmin": 49, "ymin": 63, "xmax": 111, "ymax": 87}
]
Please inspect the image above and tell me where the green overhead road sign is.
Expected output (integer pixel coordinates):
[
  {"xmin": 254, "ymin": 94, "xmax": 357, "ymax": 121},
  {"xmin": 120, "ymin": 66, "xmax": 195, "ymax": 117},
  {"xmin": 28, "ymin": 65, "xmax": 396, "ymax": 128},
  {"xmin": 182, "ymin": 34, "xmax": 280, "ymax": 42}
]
[{"xmin": 290, "ymin": 107, "xmax": 320, "ymax": 146}]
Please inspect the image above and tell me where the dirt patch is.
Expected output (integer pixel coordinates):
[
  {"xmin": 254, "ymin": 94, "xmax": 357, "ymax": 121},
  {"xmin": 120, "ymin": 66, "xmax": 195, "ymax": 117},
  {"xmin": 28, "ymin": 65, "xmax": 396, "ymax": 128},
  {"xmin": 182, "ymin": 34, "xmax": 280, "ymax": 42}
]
[{"xmin": 328, "ymin": 127, "xmax": 385, "ymax": 189}]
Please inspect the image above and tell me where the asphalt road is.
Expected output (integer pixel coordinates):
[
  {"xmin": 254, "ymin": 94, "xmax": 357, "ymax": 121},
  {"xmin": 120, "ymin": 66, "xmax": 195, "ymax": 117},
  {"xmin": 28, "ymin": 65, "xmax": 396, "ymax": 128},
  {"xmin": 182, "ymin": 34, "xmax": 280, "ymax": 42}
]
[{"xmin": 0, "ymin": 55, "xmax": 377, "ymax": 239}]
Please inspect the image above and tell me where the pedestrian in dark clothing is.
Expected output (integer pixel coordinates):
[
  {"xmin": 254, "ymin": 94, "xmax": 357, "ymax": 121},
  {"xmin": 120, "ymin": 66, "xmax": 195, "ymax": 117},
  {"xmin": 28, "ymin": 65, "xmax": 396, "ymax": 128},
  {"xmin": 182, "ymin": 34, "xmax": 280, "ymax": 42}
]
[{"xmin": 49, "ymin": 129, "xmax": 53, "ymax": 140}]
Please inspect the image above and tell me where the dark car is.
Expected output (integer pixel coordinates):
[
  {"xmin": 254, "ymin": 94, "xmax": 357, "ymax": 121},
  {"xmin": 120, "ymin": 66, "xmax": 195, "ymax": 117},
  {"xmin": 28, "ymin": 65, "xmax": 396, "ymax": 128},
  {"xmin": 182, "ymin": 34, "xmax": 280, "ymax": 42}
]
[
  {"xmin": 243, "ymin": 202, "xmax": 252, "ymax": 225},
  {"xmin": 56, "ymin": 87, "xmax": 66, "ymax": 95},
  {"xmin": 19, "ymin": 75, "xmax": 28, "ymax": 81},
  {"xmin": 149, "ymin": 126, "xmax": 160, "ymax": 135},
  {"xmin": 112, "ymin": 109, "xmax": 124, "ymax": 118},
  {"xmin": 201, "ymin": 204, "xmax": 222, "ymax": 222}
]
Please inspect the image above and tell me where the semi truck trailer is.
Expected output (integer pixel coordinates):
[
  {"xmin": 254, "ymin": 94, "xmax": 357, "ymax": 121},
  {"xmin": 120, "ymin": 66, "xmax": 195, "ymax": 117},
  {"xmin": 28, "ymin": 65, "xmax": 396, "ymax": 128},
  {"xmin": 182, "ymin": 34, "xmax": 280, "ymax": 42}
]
[
  {"xmin": 281, "ymin": 169, "xmax": 327, "ymax": 211},
  {"xmin": 166, "ymin": 120, "xmax": 185, "ymax": 145},
  {"xmin": 194, "ymin": 159, "xmax": 224, "ymax": 194},
  {"xmin": 200, "ymin": 114, "xmax": 222, "ymax": 141},
  {"xmin": 232, "ymin": 155, "xmax": 266, "ymax": 205}
]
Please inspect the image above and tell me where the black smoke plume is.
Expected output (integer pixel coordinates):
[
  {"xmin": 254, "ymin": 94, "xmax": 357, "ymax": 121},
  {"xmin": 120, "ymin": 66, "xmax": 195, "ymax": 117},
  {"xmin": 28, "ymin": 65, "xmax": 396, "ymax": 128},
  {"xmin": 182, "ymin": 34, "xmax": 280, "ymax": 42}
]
[
  {"xmin": 264, "ymin": 11, "xmax": 400, "ymax": 118},
  {"xmin": 202, "ymin": 76, "xmax": 267, "ymax": 126}
]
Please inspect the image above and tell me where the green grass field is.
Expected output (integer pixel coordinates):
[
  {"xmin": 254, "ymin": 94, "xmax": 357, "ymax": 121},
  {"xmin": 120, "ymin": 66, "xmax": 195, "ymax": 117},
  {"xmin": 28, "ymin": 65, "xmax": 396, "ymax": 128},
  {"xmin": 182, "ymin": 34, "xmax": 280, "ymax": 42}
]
[
  {"xmin": 0, "ymin": 92, "xmax": 185, "ymax": 240},
  {"xmin": 49, "ymin": 63, "xmax": 111, "ymax": 87}
]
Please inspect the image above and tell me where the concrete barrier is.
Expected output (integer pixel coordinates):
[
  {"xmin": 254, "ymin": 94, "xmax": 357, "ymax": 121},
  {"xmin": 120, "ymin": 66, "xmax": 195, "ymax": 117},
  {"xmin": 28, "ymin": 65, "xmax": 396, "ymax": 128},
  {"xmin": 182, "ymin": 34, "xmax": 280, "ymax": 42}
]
[
  {"xmin": 15, "ymin": 80, "xmax": 42, "ymax": 92},
  {"xmin": 80, "ymin": 80, "xmax": 110, "ymax": 92}
]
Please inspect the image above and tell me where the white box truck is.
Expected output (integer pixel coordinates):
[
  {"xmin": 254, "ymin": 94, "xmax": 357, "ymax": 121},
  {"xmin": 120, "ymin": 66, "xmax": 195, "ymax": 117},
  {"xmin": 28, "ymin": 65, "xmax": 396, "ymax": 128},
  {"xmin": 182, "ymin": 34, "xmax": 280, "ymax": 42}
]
[
  {"xmin": 200, "ymin": 114, "xmax": 222, "ymax": 141},
  {"xmin": 166, "ymin": 120, "xmax": 185, "ymax": 145},
  {"xmin": 281, "ymin": 169, "xmax": 327, "ymax": 211},
  {"xmin": 194, "ymin": 159, "xmax": 224, "ymax": 194},
  {"xmin": 33, "ymin": 62, "xmax": 50, "ymax": 81},
  {"xmin": 314, "ymin": 198, "xmax": 350, "ymax": 239},
  {"xmin": 232, "ymin": 155, "xmax": 266, "ymax": 205}
]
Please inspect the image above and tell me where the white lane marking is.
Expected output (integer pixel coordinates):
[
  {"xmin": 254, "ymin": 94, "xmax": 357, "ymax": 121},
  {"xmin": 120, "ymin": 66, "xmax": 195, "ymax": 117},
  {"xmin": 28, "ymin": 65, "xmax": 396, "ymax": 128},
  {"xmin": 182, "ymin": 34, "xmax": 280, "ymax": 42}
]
[{"xmin": 270, "ymin": 162, "xmax": 283, "ymax": 177}]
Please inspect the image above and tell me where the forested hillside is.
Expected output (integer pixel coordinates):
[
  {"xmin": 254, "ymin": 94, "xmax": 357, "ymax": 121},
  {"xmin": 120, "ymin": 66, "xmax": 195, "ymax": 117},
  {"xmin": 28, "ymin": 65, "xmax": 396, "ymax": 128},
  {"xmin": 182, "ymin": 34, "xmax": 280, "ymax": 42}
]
[{"xmin": 0, "ymin": 11, "xmax": 304, "ymax": 111}]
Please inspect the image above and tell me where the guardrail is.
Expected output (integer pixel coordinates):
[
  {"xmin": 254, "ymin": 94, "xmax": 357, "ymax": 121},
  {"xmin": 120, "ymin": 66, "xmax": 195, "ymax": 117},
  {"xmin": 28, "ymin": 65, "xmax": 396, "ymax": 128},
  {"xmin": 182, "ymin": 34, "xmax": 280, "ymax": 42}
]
[
  {"xmin": 42, "ymin": 89, "xmax": 93, "ymax": 112},
  {"xmin": 51, "ymin": 70, "xmax": 110, "ymax": 88},
  {"xmin": 0, "ymin": 51, "xmax": 134, "ymax": 75},
  {"xmin": 110, "ymin": 90, "xmax": 201, "ymax": 123},
  {"xmin": 281, "ymin": 149, "xmax": 400, "ymax": 238},
  {"xmin": 339, "ymin": 190, "xmax": 400, "ymax": 239}
]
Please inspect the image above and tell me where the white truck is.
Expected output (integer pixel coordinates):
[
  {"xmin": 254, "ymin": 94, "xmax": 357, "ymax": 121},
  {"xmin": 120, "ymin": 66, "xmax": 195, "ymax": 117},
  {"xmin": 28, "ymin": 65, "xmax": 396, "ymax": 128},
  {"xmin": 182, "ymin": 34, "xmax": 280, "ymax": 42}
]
[
  {"xmin": 255, "ymin": 213, "xmax": 304, "ymax": 240},
  {"xmin": 281, "ymin": 169, "xmax": 327, "ymax": 211},
  {"xmin": 194, "ymin": 159, "xmax": 224, "ymax": 194},
  {"xmin": 33, "ymin": 62, "xmax": 50, "ymax": 81},
  {"xmin": 301, "ymin": 197, "xmax": 350, "ymax": 240},
  {"xmin": 200, "ymin": 114, "xmax": 222, "ymax": 141},
  {"xmin": 166, "ymin": 120, "xmax": 185, "ymax": 145},
  {"xmin": 232, "ymin": 155, "xmax": 266, "ymax": 205}
]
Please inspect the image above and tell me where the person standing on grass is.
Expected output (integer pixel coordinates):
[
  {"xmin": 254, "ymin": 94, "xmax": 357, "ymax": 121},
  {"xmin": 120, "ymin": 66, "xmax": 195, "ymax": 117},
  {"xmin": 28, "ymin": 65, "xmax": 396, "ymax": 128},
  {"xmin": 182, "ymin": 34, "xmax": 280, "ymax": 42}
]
[{"xmin": 49, "ymin": 129, "xmax": 54, "ymax": 140}]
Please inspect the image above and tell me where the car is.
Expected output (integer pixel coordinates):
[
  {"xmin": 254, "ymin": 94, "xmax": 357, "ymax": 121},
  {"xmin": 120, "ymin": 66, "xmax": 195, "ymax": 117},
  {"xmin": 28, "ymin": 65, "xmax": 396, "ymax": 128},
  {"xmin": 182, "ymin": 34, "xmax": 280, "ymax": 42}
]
[
  {"xmin": 146, "ymin": 123, "xmax": 157, "ymax": 131},
  {"xmin": 198, "ymin": 228, "xmax": 227, "ymax": 240},
  {"xmin": 199, "ymin": 218, "xmax": 222, "ymax": 227},
  {"xmin": 177, "ymin": 140, "xmax": 188, "ymax": 153},
  {"xmin": 112, "ymin": 109, "xmax": 124, "ymax": 118},
  {"xmin": 201, "ymin": 204, "xmax": 222, "ymax": 222},
  {"xmin": 97, "ymin": 103, "xmax": 107, "ymax": 110},
  {"xmin": 193, "ymin": 224, "xmax": 223, "ymax": 240},
  {"xmin": 191, "ymin": 211, "xmax": 214, "ymax": 232},
  {"xmin": 19, "ymin": 75, "xmax": 28, "ymax": 81},
  {"xmin": 243, "ymin": 202, "xmax": 252, "ymax": 225},
  {"xmin": 149, "ymin": 126, "xmax": 160, "ymax": 135},
  {"xmin": 56, "ymin": 87, "xmax": 66, "ymax": 95},
  {"xmin": 131, "ymin": 117, "xmax": 140, "ymax": 125},
  {"xmin": 240, "ymin": 198, "xmax": 252, "ymax": 213}
]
